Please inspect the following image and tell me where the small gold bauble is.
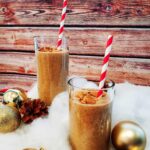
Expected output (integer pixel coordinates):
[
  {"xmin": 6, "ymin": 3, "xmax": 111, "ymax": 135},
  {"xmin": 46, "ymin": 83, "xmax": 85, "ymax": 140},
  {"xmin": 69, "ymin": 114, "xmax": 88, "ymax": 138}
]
[
  {"xmin": 3, "ymin": 88, "xmax": 27, "ymax": 107},
  {"xmin": 0, "ymin": 104, "xmax": 21, "ymax": 133},
  {"xmin": 111, "ymin": 121, "xmax": 146, "ymax": 150}
]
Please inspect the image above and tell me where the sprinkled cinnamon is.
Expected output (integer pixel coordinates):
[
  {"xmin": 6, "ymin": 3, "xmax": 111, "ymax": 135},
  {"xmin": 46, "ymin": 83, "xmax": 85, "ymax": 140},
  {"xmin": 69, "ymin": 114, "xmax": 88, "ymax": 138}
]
[
  {"xmin": 39, "ymin": 47, "xmax": 60, "ymax": 52},
  {"xmin": 75, "ymin": 90, "xmax": 107, "ymax": 104}
]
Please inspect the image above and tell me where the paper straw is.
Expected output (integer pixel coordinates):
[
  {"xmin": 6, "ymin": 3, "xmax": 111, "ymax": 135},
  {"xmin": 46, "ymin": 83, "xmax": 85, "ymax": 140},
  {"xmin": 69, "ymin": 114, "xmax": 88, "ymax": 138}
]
[
  {"xmin": 97, "ymin": 35, "xmax": 113, "ymax": 97},
  {"xmin": 57, "ymin": 0, "xmax": 68, "ymax": 49}
]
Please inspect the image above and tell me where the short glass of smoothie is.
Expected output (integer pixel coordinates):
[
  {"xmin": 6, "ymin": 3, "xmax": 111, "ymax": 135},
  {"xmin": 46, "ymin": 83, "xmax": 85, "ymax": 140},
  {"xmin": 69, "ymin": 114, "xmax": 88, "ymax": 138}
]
[
  {"xmin": 34, "ymin": 36, "xmax": 69, "ymax": 105},
  {"xmin": 68, "ymin": 77, "xmax": 115, "ymax": 150}
]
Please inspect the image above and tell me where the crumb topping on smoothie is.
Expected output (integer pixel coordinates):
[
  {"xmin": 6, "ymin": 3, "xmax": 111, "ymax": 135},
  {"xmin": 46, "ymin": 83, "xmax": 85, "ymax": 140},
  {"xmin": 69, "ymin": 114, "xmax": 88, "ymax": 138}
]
[
  {"xmin": 75, "ymin": 90, "xmax": 108, "ymax": 104},
  {"xmin": 39, "ymin": 47, "xmax": 62, "ymax": 52}
]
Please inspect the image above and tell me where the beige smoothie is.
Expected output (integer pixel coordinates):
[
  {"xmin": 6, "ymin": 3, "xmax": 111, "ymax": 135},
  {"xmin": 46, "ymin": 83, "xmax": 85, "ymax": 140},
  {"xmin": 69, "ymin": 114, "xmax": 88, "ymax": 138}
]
[
  {"xmin": 69, "ymin": 90, "xmax": 112, "ymax": 150},
  {"xmin": 37, "ymin": 47, "xmax": 68, "ymax": 105}
]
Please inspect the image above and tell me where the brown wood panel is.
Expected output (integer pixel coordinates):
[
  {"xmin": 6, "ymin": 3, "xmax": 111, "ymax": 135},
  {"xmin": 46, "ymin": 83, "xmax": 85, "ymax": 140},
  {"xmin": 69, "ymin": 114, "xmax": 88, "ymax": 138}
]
[
  {"xmin": 0, "ymin": 27, "xmax": 150, "ymax": 57},
  {"xmin": 0, "ymin": 0, "xmax": 150, "ymax": 26},
  {"xmin": 0, "ymin": 74, "xmax": 36, "ymax": 91},
  {"xmin": 0, "ymin": 52, "xmax": 149, "ymax": 85},
  {"xmin": 0, "ymin": 52, "xmax": 36, "ymax": 75},
  {"xmin": 70, "ymin": 55, "xmax": 150, "ymax": 86}
]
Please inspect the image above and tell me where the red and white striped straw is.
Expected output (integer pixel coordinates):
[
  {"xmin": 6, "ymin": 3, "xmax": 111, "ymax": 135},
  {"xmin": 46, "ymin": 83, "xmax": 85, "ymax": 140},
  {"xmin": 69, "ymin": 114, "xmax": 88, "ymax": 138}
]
[
  {"xmin": 97, "ymin": 35, "xmax": 113, "ymax": 97},
  {"xmin": 57, "ymin": 0, "xmax": 68, "ymax": 49}
]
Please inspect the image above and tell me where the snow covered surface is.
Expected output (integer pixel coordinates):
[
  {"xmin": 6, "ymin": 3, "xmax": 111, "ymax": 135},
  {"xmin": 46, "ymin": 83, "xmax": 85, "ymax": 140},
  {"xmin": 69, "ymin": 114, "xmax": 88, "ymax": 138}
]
[{"xmin": 0, "ymin": 81, "xmax": 149, "ymax": 150}]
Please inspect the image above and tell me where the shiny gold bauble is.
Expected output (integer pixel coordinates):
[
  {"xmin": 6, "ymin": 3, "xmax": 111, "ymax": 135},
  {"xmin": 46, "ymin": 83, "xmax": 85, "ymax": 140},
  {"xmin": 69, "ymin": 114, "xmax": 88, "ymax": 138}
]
[
  {"xmin": 111, "ymin": 121, "xmax": 146, "ymax": 150},
  {"xmin": 0, "ymin": 104, "xmax": 21, "ymax": 133},
  {"xmin": 3, "ymin": 88, "xmax": 27, "ymax": 107}
]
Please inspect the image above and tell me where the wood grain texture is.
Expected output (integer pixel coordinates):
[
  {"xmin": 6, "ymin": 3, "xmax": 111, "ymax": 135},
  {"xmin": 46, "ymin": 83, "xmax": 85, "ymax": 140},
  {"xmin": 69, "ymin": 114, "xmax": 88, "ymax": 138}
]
[
  {"xmin": 0, "ymin": 27, "xmax": 150, "ymax": 57},
  {"xmin": 0, "ymin": 0, "xmax": 150, "ymax": 26},
  {"xmin": 0, "ymin": 52, "xmax": 36, "ymax": 75},
  {"xmin": 70, "ymin": 55, "xmax": 150, "ymax": 85},
  {"xmin": 0, "ymin": 74, "xmax": 36, "ymax": 91},
  {"xmin": 0, "ymin": 52, "xmax": 149, "ymax": 85}
]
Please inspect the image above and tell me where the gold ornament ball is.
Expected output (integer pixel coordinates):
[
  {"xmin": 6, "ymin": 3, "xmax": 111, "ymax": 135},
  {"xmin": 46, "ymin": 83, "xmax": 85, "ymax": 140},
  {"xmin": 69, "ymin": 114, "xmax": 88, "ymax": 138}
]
[
  {"xmin": 3, "ymin": 88, "xmax": 27, "ymax": 107},
  {"xmin": 0, "ymin": 104, "xmax": 21, "ymax": 133},
  {"xmin": 111, "ymin": 121, "xmax": 146, "ymax": 150}
]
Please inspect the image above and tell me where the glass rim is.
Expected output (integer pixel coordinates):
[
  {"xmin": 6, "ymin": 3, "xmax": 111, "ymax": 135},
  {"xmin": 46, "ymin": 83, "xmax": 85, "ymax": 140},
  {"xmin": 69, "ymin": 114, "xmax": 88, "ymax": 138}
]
[
  {"xmin": 67, "ymin": 77, "xmax": 115, "ymax": 91},
  {"xmin": 34, "ymin": 35, "xmax": 68, "ymax": 51}
]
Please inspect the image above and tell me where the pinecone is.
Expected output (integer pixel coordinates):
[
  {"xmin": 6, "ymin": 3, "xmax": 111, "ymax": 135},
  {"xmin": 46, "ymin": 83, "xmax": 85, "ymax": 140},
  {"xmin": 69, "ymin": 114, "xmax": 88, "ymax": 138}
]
[{"xmin": 19, "ymin": 99, "xmax": 48, "ymax": 124}]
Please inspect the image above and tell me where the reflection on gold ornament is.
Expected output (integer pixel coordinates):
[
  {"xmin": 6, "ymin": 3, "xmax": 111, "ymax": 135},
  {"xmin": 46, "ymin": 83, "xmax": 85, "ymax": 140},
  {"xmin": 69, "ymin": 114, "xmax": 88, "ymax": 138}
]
[
  {"xmin": 111, "ymin": 121, "xmax": 146, "ymax": 150},
  {"xmin": 0, "ymin": 104, "xmax": 21, "ymax": 133},
  {"xmin": 3, "ymin": 88, "xmax": 27, "ymax": 107}
]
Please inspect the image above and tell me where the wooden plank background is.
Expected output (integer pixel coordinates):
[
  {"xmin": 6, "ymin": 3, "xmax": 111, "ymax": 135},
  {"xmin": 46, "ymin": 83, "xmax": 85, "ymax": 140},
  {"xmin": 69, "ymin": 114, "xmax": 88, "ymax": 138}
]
[
  {"xmin": 0, "ymin": 0, "xmax": 150, "ymax": 91},
  {"xmin": 0, "ymin": 27, "xmax": 150, "ymax": 57},
  {"xmin": 0, "ymin": 0, "xmax": 150, "ymax": 26}
]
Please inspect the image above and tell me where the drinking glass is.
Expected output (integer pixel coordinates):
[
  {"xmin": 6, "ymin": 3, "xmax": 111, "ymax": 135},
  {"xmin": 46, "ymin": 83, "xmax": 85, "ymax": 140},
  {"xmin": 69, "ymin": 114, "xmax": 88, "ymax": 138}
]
[
  {"xmin": 34, "ymin": 36, "xmax": 69, "ymax": 105},
  {"xmin": 68, "ymin": 77, "xmax": 115, "ymax": 150}
]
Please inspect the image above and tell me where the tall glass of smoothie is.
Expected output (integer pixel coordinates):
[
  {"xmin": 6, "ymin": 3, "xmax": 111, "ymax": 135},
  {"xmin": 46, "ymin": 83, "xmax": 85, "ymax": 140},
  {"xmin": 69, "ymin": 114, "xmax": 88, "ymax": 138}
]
[
  {"xmin": 34, "ymin": 36, "xmax": 69, "ymax": 105},
  {"xmin": 68, "ymin": 77, "xmax": 115, "ymax": 150}
]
